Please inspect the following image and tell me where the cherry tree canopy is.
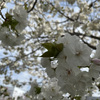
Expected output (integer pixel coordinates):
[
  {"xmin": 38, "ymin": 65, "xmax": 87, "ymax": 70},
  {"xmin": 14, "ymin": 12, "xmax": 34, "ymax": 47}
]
[{"xmin": 0, "ymin": 0, "xmax": 100, "ymax": 100}]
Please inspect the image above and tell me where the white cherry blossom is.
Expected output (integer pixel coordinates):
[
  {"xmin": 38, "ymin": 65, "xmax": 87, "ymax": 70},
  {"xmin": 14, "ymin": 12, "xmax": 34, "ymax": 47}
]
[{"xmin": 13, "ymin": 6, "xmax": 28, "ymax": 32}]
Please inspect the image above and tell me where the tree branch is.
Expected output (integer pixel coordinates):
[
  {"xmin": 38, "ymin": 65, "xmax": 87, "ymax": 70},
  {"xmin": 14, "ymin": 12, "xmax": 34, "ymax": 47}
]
[
  {"xmin": 0, "ymin": 10, "xmax": 6, "ymax": 21},
  {"xmin": 65, "ymin": 30, "xmax": 100, "ymax": 41},
  {"xmin": 82, "ymin": 39, "xmax": 96, "ymax": 50},
  {"xmin": 65, "ymin": 30, "xmax": 96, "ymax": 50},
  {"xmin": 48, "ymin": 2, "xmax": 75, "ymax": 21},
  {"xmin": 27, "ymin": 0, "xmax": 38, "ymax": 13}
]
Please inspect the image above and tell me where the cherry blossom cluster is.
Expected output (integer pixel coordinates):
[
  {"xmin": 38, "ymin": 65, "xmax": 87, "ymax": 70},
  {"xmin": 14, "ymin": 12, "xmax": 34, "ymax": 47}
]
[{"xmin": 41, "ymin": 34, "xmax": 100, "ymax": 96}]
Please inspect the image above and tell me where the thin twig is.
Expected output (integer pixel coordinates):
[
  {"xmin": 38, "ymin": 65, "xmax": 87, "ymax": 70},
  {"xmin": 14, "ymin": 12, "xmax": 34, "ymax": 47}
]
[
  {"xmin": 82, "ymin": 39, "xmax": 96, "ymax": 50},
  {"xmin": 65, "ymin": 30, "xmax": 96, "ymax": 49},
  {"xmin": 0, "ymin": 10, "xmax": 6, "ymax": 20},
  {"xmin": 65, "ymin": 30, "xmax": 100, "ymax": 41},
  {"xmin": 27, "ymin": 0, "xmax": 38, "ymax": 13},
  {"xmin": 48, "ymin": 2, "xmax": 75, "ymax": 21},
  {"xmin": 0, "ymin": 47, "xmax": 41, "ymax": 74}
]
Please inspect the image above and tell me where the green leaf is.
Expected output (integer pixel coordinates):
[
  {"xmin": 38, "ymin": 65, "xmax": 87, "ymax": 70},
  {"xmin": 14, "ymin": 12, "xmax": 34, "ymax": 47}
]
[
  {"xmin": 35, "ymin": 87, "xmax": 41, "ymax": 94},
  {"xmin": 55, "ymin": 43, "xmax": 63, "ymax": 52},
  {"xmin": 24, "ymin": 3, "xmax": 28, "ymax": 10},
  {"xmin": 42, "ymin": 43, "xmax": 54, "ymax": 52},
  {"xmin": 41, "ymin": 51, "xmax": 54, "ymax": 57},
  {"xmin": 72, "ymin": 96, "xmax": 81, "ymax": 100},
  {"xmin": 41, "ymin": 43, "xmax": 63, "ymax": 58},
  {"xmin": 1, "ymin": 13, "xmax": 19, "ymax": 31}
]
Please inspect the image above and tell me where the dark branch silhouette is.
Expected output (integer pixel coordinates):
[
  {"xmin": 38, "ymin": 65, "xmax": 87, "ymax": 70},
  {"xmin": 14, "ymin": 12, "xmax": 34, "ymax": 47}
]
[
  {"xmin": 27, "ymin": 0, "xmax": 38, "ymax": 13},
  {"xmin": 65, "ymin": 30, "xmax": 97, "ymax": 50}
]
